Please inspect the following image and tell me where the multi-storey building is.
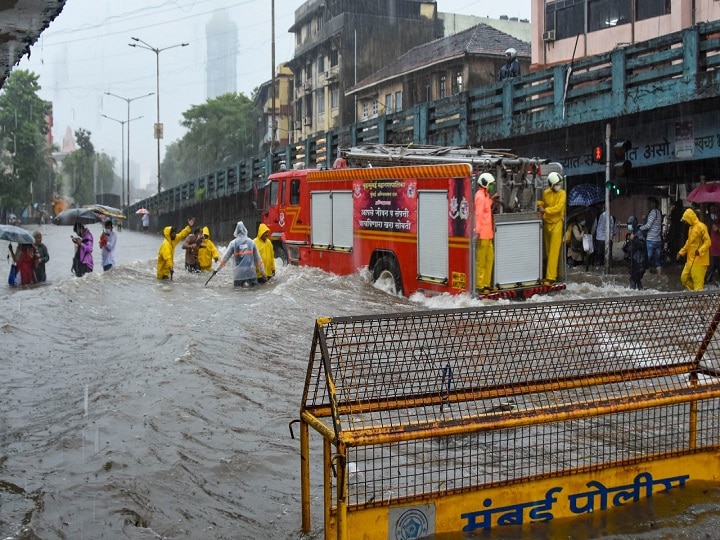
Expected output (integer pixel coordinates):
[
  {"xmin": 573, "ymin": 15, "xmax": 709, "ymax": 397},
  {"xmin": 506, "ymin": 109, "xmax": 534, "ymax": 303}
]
[
  {"xmin": 287, "ymin": 0, "xmax": 442, "ymax": 139},
  {"xmin": 254, "ymin": 63, "xmax": 294, "ymax": 155},
  {"xmin": 206, "ymin": 11, "xmax": 238, "ymax": 100}
]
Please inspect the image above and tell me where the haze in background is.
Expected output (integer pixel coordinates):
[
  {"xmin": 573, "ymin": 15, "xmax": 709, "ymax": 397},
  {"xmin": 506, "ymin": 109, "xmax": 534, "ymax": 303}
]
[{"xmin": 14, "ymin": 0, "xmax": 531, "ymax": 193}]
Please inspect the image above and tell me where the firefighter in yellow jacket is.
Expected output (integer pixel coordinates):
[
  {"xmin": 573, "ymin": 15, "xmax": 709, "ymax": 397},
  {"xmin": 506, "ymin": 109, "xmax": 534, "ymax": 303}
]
[
  {"xmin": 254, "ymin": 223, "xmax": 276, "ymax": 283},
  {"xmin": 157, "ymin": 218, "xmax": 195, "ymax": 280},
  {"xmin": 536, "ymin": 172, "xmax": 566, "ymax": 285},
  {"xmin": 197, "ymin": 226, "xmax": 220, "ymax": 272},
  {"xmin": 474, "ymin": 173, "xmax": 499, "ymax": 292},
  {"xmin": 677, "ymin": 207, "xmax": 711, "ymax": 290}
]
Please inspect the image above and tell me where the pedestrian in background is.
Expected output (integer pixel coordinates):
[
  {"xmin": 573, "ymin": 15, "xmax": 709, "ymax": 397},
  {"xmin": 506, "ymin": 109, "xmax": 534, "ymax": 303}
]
[
  {"xmin": 142, "ymin": 212, "xmax": 150, "ymax": 233},
  {"xmin": 640, "ymin": 196, "xmax": 663, "ymax": 274},
  {"xmin": 71, "ymin": 222, "xmax": 93, "ymax": 277},
  {"xmin": 536, "ymin": 171, "xmax": 566, "ymax": 285},
  {"xmin": 33, "ymin": 230, "xmax": 49, "ymax": 282},
  {"xmin": 156, "ymin": 217, "xmax": 195, "ymax": 280},
  {"xmin": 706, "ymin": 205, "xmax": 720, "ymax": 286},
  {"xmin": 100, "ymin": 219, "xmax": 117, "ymax": 271},
  {"xmin": 623, "ymin": 216, "xmax": 648, "ymax": 290},
  {"xmin": 592, "ymin": 206, "xmax": 615, "ymax": 268},
  {"xmin": 217, "ymin": 221, "xmax": 267, "ymax": 287},
  {"xmin": 197, "ymin": 226, "xmax": 220, "ymax": 272},
  {"xmin": 254, "ymin": 223, "xmax": 276, "ymax": 283},
  {"xmin": 677, "ymin": 208, "xmax": 711, "ymax": 291},
  {"xmin": 497, "ymin": 48, "xmax": 520, "ymax": 81}
]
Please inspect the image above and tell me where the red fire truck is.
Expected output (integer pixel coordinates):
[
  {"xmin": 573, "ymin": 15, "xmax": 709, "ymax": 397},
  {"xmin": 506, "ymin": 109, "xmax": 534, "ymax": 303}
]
[{"xmin": 261, "ymin": 144, "xmax": 565, "ymax": 299}]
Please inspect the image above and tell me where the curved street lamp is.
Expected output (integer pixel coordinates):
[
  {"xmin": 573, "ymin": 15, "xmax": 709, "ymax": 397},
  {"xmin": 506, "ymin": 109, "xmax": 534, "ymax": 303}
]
[
  {"xmin": 104, "ymin": 91, "xmax": 154, "ymax": 206},
  {"xmin": 128, "ymin": 37, "xmax": 189, "ymax": 195}
]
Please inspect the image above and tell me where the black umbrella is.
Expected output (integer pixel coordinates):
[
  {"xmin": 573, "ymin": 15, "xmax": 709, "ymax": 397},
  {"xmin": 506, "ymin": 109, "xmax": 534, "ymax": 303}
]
[
  {"xmin": 52, "ymin": 208, "xmax": 102, "ymax": 226},
  {"xmin": 84, "ymin": 204, "xmax": 126, "ymax": 220}
]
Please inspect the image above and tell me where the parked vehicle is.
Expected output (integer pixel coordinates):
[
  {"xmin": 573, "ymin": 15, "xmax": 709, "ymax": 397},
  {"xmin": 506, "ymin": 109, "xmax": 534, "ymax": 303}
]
[{"xmin": 262, "ymin": 144, "xmax": 564, "ymax": 299}]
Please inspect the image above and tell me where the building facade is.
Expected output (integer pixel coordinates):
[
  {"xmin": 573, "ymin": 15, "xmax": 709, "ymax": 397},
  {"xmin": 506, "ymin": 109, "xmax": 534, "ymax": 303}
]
[
  {"xmin": 254, "ymin": 63, "xmax": 294, "ymax": 155},
  {"xmin": 287, "ymin": 0, "xmax": 442, "ymax": 139},
  {"xmin": 346, "ymin": 23, "xmax": 530, "ymax": 124}
]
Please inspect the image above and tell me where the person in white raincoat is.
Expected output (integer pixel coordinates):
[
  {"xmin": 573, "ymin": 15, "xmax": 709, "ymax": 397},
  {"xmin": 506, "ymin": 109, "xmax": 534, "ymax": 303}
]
[{"xmin": 217, "ymin": 221, "xmax": 267, "ymax": 287}]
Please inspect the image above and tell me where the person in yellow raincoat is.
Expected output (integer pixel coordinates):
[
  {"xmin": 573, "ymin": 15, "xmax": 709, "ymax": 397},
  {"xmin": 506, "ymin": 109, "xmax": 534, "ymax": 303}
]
[
  {"xmin": 474, "ymin": 172, "xmax": 499, "ymax": 292},
  {"xmin": 197, "ymin": 226, "xmax": 220, "ymax": 272},
  {"xmin": 156, "ymin": 217, "xmax": 195, "ymax": 280},
  {"xmin": 677, "ymin": 207, "xmax": 711, "ymax": 290},
  {"xmin": 536, "ymin": 172, "xmax": 566, "ymax": 285},
  {"xmin": 254, "ymin": 223, "xmax": 276, "ymax": 283}
]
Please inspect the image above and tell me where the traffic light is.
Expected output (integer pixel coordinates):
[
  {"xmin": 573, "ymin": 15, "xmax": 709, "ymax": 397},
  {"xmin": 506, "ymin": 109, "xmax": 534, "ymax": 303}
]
[
  {"xmin": 605, "ymin": 180, "xmax": 620, "ymax": 195},
  {"xmin": 613, "ymin": 140, "xmax": 632, "ymax": 177},
  {"xmin": 592, "ymin": 144, "xmax": 604, "ymax": 163}
]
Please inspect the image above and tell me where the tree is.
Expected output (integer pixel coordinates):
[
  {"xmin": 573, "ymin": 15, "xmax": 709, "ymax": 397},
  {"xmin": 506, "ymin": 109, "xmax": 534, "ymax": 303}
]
[
  {"xmin": 0, "ymin": 69, "xmax": 53, "ymax": 216},
  {"xmin": 58, "ymin": 129, "xmax": 116, "ymax": 206},
  {"xmin": 161, "ymin": 93, "xmax": 259, "ymax": 189}
]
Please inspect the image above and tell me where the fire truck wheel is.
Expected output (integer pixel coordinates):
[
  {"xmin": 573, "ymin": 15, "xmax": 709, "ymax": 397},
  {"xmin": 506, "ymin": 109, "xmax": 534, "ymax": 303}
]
[
  {"xmin": 273, "ymin": 243, "xmax": 288, "ymax": 265},
  {"xmin": 372, "ymin": 256, "xmax": 403, "ymax": 295}
]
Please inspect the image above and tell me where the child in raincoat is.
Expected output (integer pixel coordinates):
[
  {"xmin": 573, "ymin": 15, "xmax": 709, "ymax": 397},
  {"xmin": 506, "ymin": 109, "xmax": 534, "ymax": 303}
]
[
  {"xmin": 197, "ymin": 226, "xmax": 220, "ymax": 272},
  {"xmin": 156, "ymin": 218, "xmax": 195, "ymax": 280},
  {"xmin": 254, "ymin": 223, "xmax": 276, "ymax": 282},
  {"xmin": 677, "ymin": 208, "xmax": 711, "ymax": 291}
]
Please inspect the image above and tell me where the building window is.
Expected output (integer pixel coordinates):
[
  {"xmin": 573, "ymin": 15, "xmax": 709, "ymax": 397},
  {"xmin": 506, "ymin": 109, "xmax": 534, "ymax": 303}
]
[
  {"xmin": 424, "ymin": 79, "xmax": 431, "ymax": 102},
  {"xmin": 306, "ymin": 63, "xmax": 313, "ymax": 82},
  {"xmin": 588, "ymin": 0, "xmax": 631, "ymax": 31},
  {"xmin": 331, "ymin": 85, "xmax": 339, "ymax": 109},
  {"xmin": 372, "ymin": 100, "xmax": 378, "ymax": 116},
  {"xmin": 330, "ymin": 48, "xmax": 339, "ymax": 67},
  {"xmin": 545, "ymin": 0, "xmax": 584, "ymax": 40},
  {"xmin": 452, "ymin": 71, "xmax": 463, "ymax": 94},
  {"xmin": 362, "ymin": 101, "xmax": 369, "ymax": 120},
  {"xmin": 317, "ymin": 55, "xmax": 325, "ymax": 73},
  {"xmin": 636, "ymin": 0, "xmax": 671, "ymax": 20},
  {"xmin": 395, "ymin": 91, "xmax": 403, "ymax": 111},
  {"xmin": 439, "ymin": 75, "xmax": 447, "ymax": 99},
  {"xmin": 316, "ymin": 90, "xmax": 325, "ymax": 114},
  {"xmin": 385, "ymin": 94, "xmax": 392, "ymax": 113}
]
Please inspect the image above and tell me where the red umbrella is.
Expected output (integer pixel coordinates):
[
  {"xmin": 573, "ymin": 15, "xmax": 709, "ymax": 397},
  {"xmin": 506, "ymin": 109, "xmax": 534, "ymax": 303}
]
[{"xmin": 687, "ymin": 182, "xmax": 720, "ymax": 203}]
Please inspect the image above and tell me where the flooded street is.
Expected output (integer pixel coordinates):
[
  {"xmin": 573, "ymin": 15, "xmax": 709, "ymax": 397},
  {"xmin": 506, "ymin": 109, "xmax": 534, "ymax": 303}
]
[{"xmin": 1, "ymin": 222, "xmax": 719, "ymax": 539}]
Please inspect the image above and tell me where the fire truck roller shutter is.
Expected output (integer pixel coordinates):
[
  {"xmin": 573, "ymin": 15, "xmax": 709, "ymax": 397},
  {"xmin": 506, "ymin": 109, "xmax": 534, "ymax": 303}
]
[{"xmin": 373, "ymin": 254, "xmax": 403, "ymax": 295}]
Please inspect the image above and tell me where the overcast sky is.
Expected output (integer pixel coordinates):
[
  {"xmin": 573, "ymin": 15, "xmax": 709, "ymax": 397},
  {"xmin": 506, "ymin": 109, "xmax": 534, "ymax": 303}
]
[{"xmin": 15, "ymin": 0, "xmax": 531, "ymax": 192}]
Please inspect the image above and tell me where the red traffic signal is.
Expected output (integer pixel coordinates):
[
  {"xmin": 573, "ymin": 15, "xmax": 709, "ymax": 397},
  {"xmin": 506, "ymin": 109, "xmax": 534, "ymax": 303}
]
[
  {"xmin": 592, "ymin": 145, "xmax": 604, "ymax": 163},
  {"xmin": 613, "ymin": 140, "xmax": 632, "ymax": 178}
]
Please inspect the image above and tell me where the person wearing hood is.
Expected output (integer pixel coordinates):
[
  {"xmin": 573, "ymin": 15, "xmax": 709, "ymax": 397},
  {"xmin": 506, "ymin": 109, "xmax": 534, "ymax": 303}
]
[
  {"xmin": 217, "ymin": 221, "xmax": 267, "ymax": 287},
  {"xmin": 156, "ymin": 217, "xmax": 196, "ymax": 280},
  {"xmin": 254, "ymin": 223, "xmax": 276, "ymax": 283},
  {"xmin": 100, "ymin": 219, "xmax": 117, "ymax": 271},
  {"xmin": 677, "ymin": 208, "xmax": 711, "ymax": 290},
  {"xmin": 197, "ymin": 226, "xmax": 220, "ymax": 272},
  {"xmin": 536, "ymin": 172, "xmax": 566, "ymax": 285}
]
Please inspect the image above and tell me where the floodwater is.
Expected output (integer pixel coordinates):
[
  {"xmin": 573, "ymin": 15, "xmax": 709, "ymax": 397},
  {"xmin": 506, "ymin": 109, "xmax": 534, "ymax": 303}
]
[{"xmin": 0, "ymin": 223, "xmax": 718, "ymax": 539}]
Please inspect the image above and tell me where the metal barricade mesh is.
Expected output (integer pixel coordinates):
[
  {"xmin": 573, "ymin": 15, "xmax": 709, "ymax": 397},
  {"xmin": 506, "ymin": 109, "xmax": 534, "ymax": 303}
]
[{"xmin": 301, "ymin": 292, "xmax": 720, "ymax": 507}]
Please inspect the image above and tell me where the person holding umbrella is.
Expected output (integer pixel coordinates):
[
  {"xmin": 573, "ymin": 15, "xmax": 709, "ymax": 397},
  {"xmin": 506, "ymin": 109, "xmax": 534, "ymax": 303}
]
[
  {"xmin": 71, "ymin": 222, "xmax": 94, "ymax": 277},
  {"xmin": 8, "ymin": 242, "xmax": 38, "ymax": 286},
  {"xmin": 157, "ymin": 218, "xmax": 195, "ymax": 280},
  {"xmin": 100, "ymin": 220, "xmax": 117, "ymax": 272}
]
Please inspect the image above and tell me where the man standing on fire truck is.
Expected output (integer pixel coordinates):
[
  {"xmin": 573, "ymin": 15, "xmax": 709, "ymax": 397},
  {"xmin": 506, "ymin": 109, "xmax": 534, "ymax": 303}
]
[
  {"xmin": 475, "ymin": 172, "xmax": 500, "ymax": 293},
  {"xmin": 537, "ymin": 172, "xmax": 566, "ymax": 285}
]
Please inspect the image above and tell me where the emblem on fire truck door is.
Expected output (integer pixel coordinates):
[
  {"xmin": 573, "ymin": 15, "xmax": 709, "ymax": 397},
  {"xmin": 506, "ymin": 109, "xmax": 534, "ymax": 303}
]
[
  {"xmin": 279, "ymin": 212, "xmax": 285, "ymax": 227},
  {"xmin": 459, "ymin": 196, "xmax": 469, "ymax": 220}
]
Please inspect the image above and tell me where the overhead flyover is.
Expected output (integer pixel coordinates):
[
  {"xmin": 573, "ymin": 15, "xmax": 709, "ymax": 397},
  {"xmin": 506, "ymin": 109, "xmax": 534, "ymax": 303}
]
[{"xmin": 0, "ymin": 0, "xmax": 67, "ymax": 89}]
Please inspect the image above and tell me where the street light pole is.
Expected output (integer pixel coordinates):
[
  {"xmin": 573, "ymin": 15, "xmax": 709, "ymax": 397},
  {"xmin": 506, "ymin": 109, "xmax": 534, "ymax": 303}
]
[
  {"xmin": 101, "ymin": 114, "xmax": 144, "ymax": 205},
  {"xmin": 129, "ymin": 37, "xmax": 189, "ymax": 195},
  {"xmin": 104, "ymin": 91, "xmax": 154, "ymax": 207}
]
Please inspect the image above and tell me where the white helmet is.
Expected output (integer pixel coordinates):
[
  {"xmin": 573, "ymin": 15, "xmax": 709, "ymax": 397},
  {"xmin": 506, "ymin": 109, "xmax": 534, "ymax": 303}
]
[
  {"xmin": 505, "ymin": 48, "xmax": 517, "ymax": 60},
  {"xmin": 478, "ymin": 172, "xmax": 496, "ymax": 189},
  {"xmin": 548, "ymin": 172, "xmax": 562, "ymax": 186}
]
